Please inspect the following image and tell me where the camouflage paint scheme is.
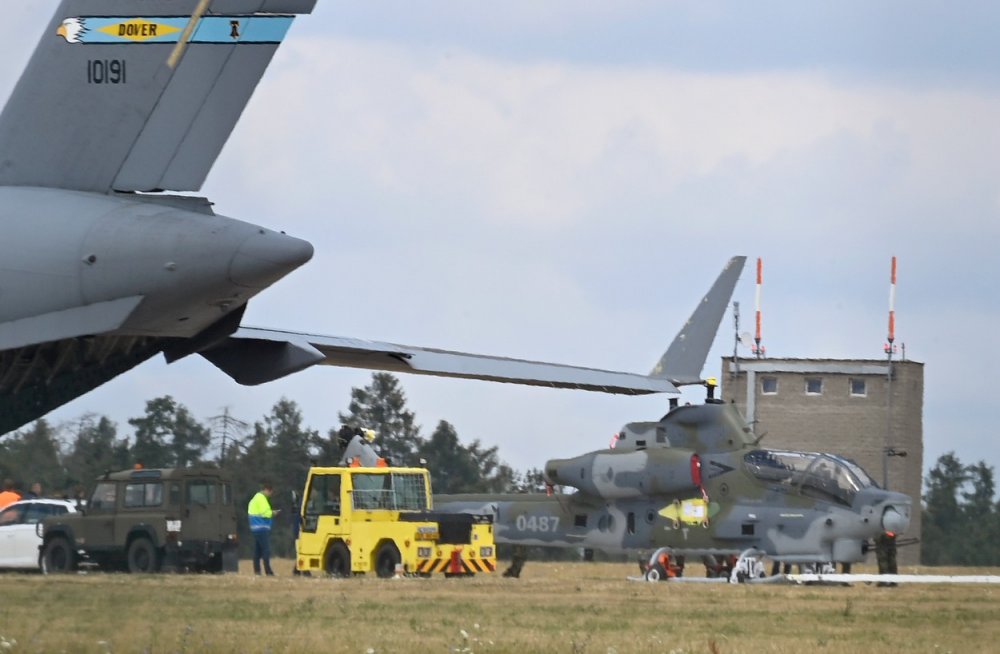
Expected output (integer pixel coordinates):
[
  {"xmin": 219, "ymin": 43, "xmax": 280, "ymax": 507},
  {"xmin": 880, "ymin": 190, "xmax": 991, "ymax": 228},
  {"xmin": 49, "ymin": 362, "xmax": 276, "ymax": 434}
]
[{"xmin": 438, "ymin": 400, "xmax": 911, "ymax": 564}]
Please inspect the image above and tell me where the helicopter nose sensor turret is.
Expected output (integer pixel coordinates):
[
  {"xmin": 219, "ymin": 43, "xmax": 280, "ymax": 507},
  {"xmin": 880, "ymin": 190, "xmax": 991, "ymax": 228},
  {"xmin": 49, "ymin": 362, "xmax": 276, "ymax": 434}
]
[{"xmin": 882, "ymin": 505, "xmax": 910, "ymax": 535}]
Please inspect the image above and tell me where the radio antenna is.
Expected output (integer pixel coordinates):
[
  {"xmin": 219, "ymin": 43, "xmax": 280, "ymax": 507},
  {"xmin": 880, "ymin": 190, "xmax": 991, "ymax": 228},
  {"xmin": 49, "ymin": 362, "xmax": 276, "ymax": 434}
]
[{"xmin": 752, "ymin": 257, "xmax": 765, "ymax": 358}]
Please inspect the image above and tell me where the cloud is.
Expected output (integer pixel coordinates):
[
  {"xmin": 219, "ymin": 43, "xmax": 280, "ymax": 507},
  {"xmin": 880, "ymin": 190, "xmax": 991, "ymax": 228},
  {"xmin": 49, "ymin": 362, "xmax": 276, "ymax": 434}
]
[
  {"xmin": 306, "ymin": 1, "xmax": 1000, "ymax": 83},
  {"xmin": 219, "ymin": 36, "xmax": 1000, "ymax": 233}
]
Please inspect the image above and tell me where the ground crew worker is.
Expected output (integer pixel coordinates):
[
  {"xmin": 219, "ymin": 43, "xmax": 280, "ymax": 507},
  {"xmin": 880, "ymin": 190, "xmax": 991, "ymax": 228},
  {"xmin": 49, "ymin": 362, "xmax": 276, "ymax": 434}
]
[
  {"xmin": 503, "ymin": 545, "xmax": 527, "ymax": 578},
  {"xmin": 0, "ymin": 479, "xmax": 21, "ymax": 508},
  {"xmin": 248, "ymin": 482, "xmax": 279, "ymax": 576},
  {"xmin": 875, "ymin": 530, "xmax": 898, "ymax": 587}
]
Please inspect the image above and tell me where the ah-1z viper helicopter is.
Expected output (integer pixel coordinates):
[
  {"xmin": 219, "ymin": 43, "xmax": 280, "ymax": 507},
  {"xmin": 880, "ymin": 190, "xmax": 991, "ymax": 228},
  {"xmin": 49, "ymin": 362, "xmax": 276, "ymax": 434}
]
[{"xmin": 437, "ymin": 258, "xmax": 912, "ymax": 580}]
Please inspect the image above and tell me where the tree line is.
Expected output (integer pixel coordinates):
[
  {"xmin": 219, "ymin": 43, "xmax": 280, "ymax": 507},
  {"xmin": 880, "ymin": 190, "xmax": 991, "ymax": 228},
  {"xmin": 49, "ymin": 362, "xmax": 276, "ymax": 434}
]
[
  {"xmin": 2, "ymin": 371, "xmax": 997, "ymax": 564},
  {"xmin": 920, "ymin": 452, "xmax": 1000, "ymax": 565},
  {"xmin": 0, "ymin": 373, "xmax": 545, "ymax": 557}
]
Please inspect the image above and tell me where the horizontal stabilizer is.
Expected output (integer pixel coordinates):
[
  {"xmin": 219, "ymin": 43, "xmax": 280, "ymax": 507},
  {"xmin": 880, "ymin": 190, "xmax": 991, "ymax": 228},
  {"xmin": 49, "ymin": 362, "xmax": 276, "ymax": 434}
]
[
  {"xmin": 650, "ymin": 256, "xmax": 746, "ymax": 385},
  {"xmin": 0, "ymin": 0, "xmax": 315, "ymax": 193},
  {"xmin": 201, "ymin": 328, "xmax": 679, "ymax": 395},
  {"xmin": 0, "ymin": 296, "xmax": 143, "ymax": 351}
]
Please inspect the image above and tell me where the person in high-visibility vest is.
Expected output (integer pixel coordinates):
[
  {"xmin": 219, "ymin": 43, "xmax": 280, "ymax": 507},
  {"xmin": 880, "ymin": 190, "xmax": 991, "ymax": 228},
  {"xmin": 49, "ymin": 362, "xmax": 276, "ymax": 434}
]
[{"xmin": 248, "ymin": 482, "xmax": 279, "ymax": 576}]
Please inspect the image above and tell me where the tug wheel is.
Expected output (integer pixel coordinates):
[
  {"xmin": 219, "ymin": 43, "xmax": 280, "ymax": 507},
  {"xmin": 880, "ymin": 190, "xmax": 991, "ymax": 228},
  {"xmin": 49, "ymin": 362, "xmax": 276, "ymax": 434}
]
[
  {"xmin": 374, "ymin": 542, "xmax": 402, "ymax": 578},
  {"xmin": 325, "ymin": 541, "xmax": 351, "ymax": 577}
]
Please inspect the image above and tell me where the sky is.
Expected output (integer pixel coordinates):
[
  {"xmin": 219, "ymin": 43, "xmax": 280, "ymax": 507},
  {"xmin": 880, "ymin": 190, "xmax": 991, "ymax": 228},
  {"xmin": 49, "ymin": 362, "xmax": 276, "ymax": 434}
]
[{"xmin": 2, "ymin": 2, "xmax": 999, "ymax": 482}]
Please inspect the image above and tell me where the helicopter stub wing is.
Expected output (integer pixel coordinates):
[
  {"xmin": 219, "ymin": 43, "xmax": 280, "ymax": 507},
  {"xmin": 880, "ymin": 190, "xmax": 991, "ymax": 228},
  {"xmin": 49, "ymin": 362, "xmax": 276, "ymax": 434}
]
[{"xmin": 199, "ymin": 327, "xmax": 679, "ymax": 394}]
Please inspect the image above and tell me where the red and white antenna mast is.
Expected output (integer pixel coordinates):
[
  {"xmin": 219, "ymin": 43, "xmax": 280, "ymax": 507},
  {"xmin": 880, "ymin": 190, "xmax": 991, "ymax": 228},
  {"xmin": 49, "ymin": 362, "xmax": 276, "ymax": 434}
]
[
  {"xmin": 884, "ymin": 256, "xmax": 897, "ymax": 355},
  {"xmin": 752, "ymin": 257, "xmax": 765, "ymax": 358},
  {"xmin": 882, "ymin": 256, "xmax": 901, "ymax": 489}
]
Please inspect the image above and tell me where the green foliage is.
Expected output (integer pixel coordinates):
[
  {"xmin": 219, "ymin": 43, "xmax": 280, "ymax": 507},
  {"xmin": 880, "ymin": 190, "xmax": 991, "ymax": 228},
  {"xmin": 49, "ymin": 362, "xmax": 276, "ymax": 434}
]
[
  {"xmin": 338, "ymin": 372, "xmax": 423, "ymax": 465},
  {"xmin": 512, "ymin": 467, "xmax": 549, "ymax": 493},
  {"xmin": 128, "ymin": 396, "xmax": 178, "ymax": 468},
  {"xmin": 0, "ymin": 419, "xmax": 64, "ymax": 493},
  {"xmin": 170, "ymin": 405, "xmax": 212, "ymax": 468},
  {"xmin": 127, "ymin": 396, "xmax": 213, "ymax": 468},
  {"xmin": 921, "ymin": 452, "xmax": 1000, "ymax": 565},
  {"xmin": 418, "ymin": 420, "xmax": 514, "ymax": 494},
  {"xmin": 262, "ymin": 398, "xmax": 317, "ymax": 494},
  {"xmin": 63, "ymin": 415, "xmax": 130, "ymax": 489}
]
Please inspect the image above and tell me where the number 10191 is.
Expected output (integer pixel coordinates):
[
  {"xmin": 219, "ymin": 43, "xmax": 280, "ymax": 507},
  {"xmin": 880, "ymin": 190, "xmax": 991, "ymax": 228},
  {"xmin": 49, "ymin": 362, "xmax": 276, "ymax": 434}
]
[{"xmin": 87, "ymin": 59, "xmax": 126, "ymax": 84}]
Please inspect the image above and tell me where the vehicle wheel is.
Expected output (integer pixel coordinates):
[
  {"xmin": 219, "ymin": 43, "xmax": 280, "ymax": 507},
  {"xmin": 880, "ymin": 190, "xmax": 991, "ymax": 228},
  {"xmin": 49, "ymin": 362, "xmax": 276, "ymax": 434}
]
[
  {"xmin": 374, "ymin": 542, "xmax": 401, "ymax": 579},
  {"xmin": 325, "ymin": 541, "xmax": 351, "ymax": 578},
  {"xmin": 127, "ymin": 537, "xmax": 161, "ymax": 574},
  {"xmin": 42, "ymin": 537, "xmax": 76, "ymax": 574},
  {"xmin": 646, "ymin": 562, "xmax": 667, "ymax": 582},
  {"xmin": 205, "ymin": 555, "xmax": 224, "ymax": 574}
]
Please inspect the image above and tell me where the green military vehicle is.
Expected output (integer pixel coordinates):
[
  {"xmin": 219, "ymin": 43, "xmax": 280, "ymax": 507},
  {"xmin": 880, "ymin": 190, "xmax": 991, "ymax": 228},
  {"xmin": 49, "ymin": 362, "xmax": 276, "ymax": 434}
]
[{"xmin": 39, "ymin": 467, "xmax": 239, "ymax": 573}]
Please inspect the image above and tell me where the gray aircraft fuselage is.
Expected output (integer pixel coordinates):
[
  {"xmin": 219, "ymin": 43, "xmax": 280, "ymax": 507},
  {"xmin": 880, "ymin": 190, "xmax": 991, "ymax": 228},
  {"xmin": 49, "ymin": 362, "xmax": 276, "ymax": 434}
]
[
  {"xmin": 438, "ymin": 401, "xmax": 911, "ymax": 564},
  {"xmin": 0, "ymin": 187, "xmax": 312, "ymax": 433},
  {"xmin": 0, "ymin": 188, "xmax": 312, "ymax": 338}
]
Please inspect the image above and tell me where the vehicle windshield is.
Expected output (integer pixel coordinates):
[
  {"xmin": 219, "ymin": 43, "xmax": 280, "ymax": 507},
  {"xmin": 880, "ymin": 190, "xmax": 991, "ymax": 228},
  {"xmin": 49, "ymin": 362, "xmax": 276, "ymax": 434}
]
[
  {"xmin": 743, "ymin": 449, "xmax": 873, "ymax": 507},
  {"xmin": 89, "ymin": 482, "xmax": 117, "ymax": 511},
  {"xmin": 352, "ymin": 472, "xmax": 428, "ymax": 511}
]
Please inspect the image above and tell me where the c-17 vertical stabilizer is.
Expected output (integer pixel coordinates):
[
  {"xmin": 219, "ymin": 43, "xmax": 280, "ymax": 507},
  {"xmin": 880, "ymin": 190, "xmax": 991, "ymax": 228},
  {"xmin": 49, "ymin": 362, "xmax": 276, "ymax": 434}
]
[{"xmin": 0, "ymin": 0, "xmax": 316, "ymax": 193}]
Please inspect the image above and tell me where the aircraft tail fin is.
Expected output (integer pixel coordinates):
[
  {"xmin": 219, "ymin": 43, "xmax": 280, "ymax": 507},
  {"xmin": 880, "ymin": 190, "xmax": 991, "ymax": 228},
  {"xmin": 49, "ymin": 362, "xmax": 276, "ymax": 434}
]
[
  {"xmin": 0, "ymin": 0, "xmax": 315, "ymax": 193},
  {"xmin": 650, "ymin": 256, "xmax": 746, "ymax": 385}
]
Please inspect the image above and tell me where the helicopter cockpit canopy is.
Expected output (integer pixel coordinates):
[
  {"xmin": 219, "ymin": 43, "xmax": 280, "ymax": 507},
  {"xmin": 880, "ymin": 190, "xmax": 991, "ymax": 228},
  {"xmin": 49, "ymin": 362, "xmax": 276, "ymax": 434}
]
[{"xmin": 743, "ymin": 449, "xmax": 877, "ymax": 507}]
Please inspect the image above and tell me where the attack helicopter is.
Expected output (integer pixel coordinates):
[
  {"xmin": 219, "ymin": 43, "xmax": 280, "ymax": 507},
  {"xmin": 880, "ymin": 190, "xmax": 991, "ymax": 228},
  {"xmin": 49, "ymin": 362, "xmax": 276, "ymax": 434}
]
[{"xmin": 436, "ymin": 269, "xmax": 912, "ymax": 580}]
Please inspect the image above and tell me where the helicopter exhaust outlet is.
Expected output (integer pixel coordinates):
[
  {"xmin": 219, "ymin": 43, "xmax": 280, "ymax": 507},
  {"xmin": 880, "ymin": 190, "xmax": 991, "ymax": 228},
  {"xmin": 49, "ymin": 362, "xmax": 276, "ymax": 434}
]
[{"xmin": 543, "ymin": 448, "xmax": 700, "ymax": 500}]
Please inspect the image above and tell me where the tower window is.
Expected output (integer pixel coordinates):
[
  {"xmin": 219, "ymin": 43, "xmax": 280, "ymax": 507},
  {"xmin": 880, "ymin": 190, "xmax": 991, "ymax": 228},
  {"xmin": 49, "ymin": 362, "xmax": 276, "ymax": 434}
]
[
  {"xmin": 850, "ymin": 378, "xmax": 867, "ymax": 396},
  {"xmin": 761, "ymin": 377, "xmax": 778, "ymax": 394},
  {"xmin": 806, "ymin": 378, "xmax": 823, "ymax": 395}
]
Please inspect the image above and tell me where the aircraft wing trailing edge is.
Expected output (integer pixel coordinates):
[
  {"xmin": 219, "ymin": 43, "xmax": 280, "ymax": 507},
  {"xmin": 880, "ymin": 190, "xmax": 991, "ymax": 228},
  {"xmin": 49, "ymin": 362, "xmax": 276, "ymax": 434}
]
[
  {"xmin": 201, "ymin": 327, "xmax": 680, "ymax": 395},
  {"xmin": 198, "ymin": 257, "xmax": 746, "ymax": 394}
]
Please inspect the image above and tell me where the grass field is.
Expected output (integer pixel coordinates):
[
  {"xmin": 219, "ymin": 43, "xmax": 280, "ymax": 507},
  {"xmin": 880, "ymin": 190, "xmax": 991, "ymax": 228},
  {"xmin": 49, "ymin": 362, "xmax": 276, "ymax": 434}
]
[{"xmin": 0, "ymin": 560, "xmax": 998, "ymax": 653}]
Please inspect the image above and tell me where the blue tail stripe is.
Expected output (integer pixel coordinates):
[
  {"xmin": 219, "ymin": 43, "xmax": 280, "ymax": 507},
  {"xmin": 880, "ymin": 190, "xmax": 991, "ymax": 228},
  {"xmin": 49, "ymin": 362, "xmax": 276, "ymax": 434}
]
[{"xmin": 63, "ymin": 16, "xmax": 293, "ymax": 44}]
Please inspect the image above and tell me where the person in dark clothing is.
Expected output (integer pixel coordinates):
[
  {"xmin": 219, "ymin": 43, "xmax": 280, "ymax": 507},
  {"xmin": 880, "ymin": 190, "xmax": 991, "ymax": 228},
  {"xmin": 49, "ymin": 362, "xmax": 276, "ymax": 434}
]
[
  {"xmin": 503, "ymin": 545, "xmax": 527, "ymax": 578},
  {"xmin": 875, "ymin": 531, "xmax": 898, "ymax": 587}
]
